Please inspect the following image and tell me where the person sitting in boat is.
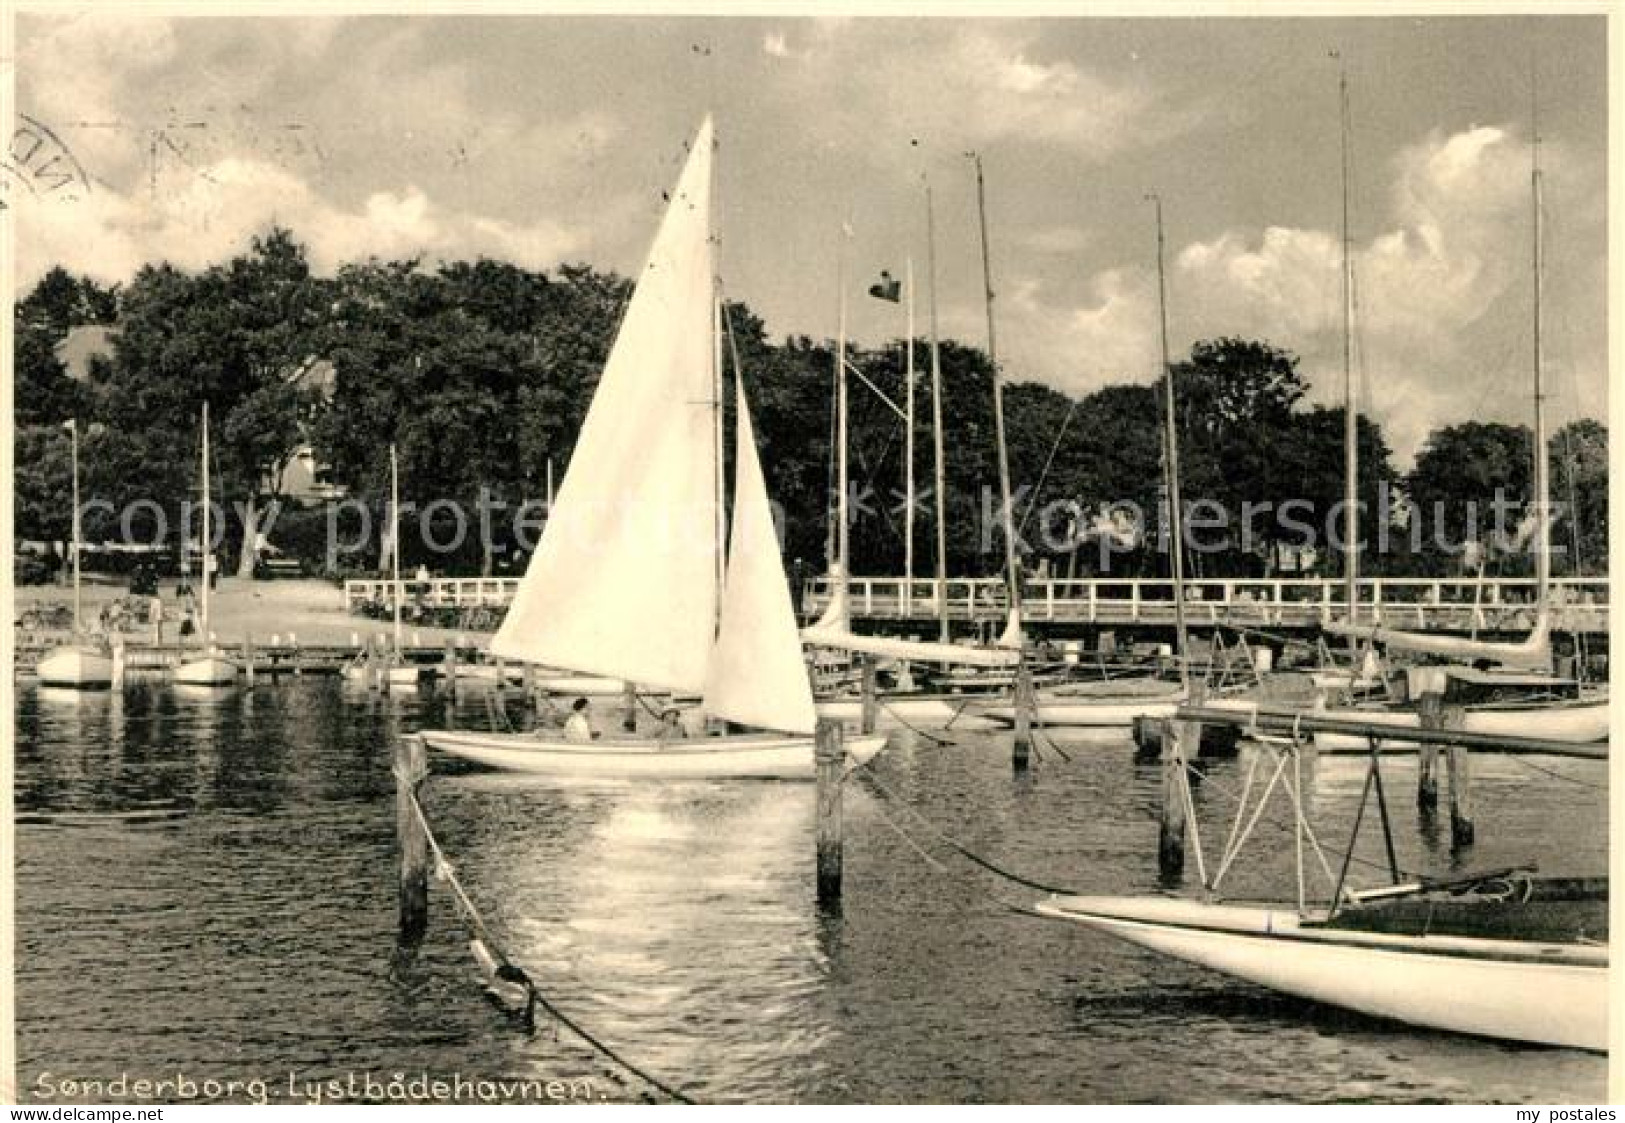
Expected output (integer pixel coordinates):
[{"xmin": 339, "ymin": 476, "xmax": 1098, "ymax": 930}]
[
  {"xmin": 563, "ymin": 697, "xmax": 596, "ymax": 742},
  {"xmin": 659, "ymin": 706, "xmax": 687, "ymax": 740}
]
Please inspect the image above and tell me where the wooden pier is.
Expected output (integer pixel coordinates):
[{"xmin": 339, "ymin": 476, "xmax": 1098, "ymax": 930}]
[{"xmin": 346, "ymin": 574, "xmax": 1610, "ymax": 637}]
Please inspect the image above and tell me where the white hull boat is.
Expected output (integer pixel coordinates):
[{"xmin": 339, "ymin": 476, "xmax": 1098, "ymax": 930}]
[
  {"xmin": 531, "ymin": 673, "xmax": 630, "ymax": 696},
  {"xmin": 424, "ymin": 728, "xmax": 888, "ymax": 781},
  {"xmin": 1313, "ymin": 696, "xmax": 1610, "ymax": 753},
  {"xmin": 418, "ymin": 120, "xmax": 866, "ymax": 781},
  {"xmin": 172, "ymin": 654, "xmax": 240, "ymax": 687},
  {"xmin": 1035, "ymin": 892, "xmax": 1606, "ymax": 1050},
  {"xmin": 35, "ymin": 646, "xmax": 114, "ymax": 689},
  {"xmin": 814, "ymin": 693, "xmax": 999, "ymax": 731},
  {"xmin": 976, "ymin": 686, "xmax": 1185, "ymax": 728}
]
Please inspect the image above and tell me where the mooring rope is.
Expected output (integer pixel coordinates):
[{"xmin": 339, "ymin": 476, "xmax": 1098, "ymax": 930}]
[
  {"xmin": 401, "ymin": 782, "xmax": 696, "ymax": 1105},
  {"xmin": 1503, "ymin": 754, "xmax": 1608, "ymax": 790},
  {"xmin": 851, "ymin": 762, "xmax": 1079, "ymax": 897}
]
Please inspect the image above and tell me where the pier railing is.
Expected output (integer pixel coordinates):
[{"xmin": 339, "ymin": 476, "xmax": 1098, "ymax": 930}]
[{"xmin": 345, "ymin": 574, "xmax": 1609, "ymax": 632}]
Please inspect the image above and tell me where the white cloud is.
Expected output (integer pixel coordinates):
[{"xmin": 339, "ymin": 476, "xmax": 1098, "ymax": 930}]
[{"xmin": 1000, "ymin": 123, "xmax": 1599, "ymax": 464}]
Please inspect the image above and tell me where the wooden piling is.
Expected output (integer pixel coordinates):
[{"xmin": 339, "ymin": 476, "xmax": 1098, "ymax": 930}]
[
  {"xmin": 1444, "ymin": 702, "xmax": 1474, "ymax": 848},
  {"xmin": 1158, "ymin": 716, "xmax": 1189, "ymax": 879},
  {"xmin": 110, "ymin": 636, "xmax": 126, "ymax": 689},
  {"xmin": 1011, "ymin": 660, "xmax": 1034, "ymax": 771},
  {"xmin": 494, "ymin": 652, "xmax": 507, "ymax": 693},
  {"xmin": 859, "ymin": 657, "xmax": 878, "ymax": 735},
  {"xmin": 622, "ymin": 680, "xmax": 639, "ymax": 733},
  {"xmin": 815, "ymin": 719, "xmax": 844, "ymax": 908},
  {"xmin": 443, "ymin": 638, "xmax": 457, "ymax": 689},
  {"xmin": 521, "ymin": 660, "xmax": 535, "ymax": 696},
  {"xmin": 243, "ymin": 633, "xmax": 255, "ymax": 687},
  {"xmin": 396, "ymin": 734, "xmax": 430, "ymax": 947},
  {"xmin": 1415, "ymin": 690, "xmax": 1441, "ymax": 810}
]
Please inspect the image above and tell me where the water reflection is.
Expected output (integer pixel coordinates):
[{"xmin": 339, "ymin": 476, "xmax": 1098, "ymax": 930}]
[{"xmin": 13, "ymin": 679, "xmax": 1608, "ymax": 1104}]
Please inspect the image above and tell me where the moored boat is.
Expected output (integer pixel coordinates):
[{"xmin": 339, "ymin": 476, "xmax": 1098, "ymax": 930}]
[
  {"xmin": 1034, "ymin": 876, "xmax": 1606, "ymax": 1050},
  {"xmin": 36, "ymin": 645, "xmax": 113, "ymax": 689}
]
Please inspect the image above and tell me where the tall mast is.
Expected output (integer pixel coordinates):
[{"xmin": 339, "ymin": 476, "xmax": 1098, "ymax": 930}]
[
  {"xmin": 200, "ymin": 402, "xmax": 211, "ymax": 644},
  {"xmin": 1531, "ymin": 102, "xmax": 1549, "ymax": 611},
  {"xmin": 904, "ymin": 256, "xmax": 916, "ymax": 604},
  {"xmin": 68, "ymin": 419, "xmax": 82, "ymax": 632},
  {"xmin": 1337, "ymin": 58, "xmax": 1359, "ymax": 631},
  {"xmin": 1150, "ymin": 194, "xmax": 1190, "ymax": 690},
  {"xmin": 390, "ymin": 442, "xmax": 402, "ymax": 654},
  {"xmin": 712, "ymin": 125, "xmax": 726, "ymax": 614},
  {"xmin": 971, "ymin": 153, "xmax": 1021, "ymax": 621},
  {"xmin": 926, "ymin": 183, "xmax": 950, "ymax": 644},
  {"xmin": 835, "ymin": 231, "xmax": 850, "ymax": 599}
]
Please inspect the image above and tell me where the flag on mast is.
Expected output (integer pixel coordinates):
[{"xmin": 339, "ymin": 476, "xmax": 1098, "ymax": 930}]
[{"xmin": 868, "ymin": 270, "xmax": 901, "ymax": 302}]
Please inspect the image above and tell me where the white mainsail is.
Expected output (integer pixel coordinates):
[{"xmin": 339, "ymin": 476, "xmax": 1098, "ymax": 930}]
[
  {"xmin": 491, "ymin": 117, "xmax": 720, "ymax": 693},
  {"xmin": 702, "ymin": 383, "xmax": 819, "ymax": 734}
]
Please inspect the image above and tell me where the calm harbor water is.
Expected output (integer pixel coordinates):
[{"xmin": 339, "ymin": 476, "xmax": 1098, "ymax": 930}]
[{"xmin": 14, "ymin": 679, "xmax": 1609, "ymax": 1104}]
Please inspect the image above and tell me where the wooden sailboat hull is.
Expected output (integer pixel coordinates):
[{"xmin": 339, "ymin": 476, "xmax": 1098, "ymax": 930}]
[
  {"xmin": 172, "ymin": 655, "xmax": 240, "ymax": 686},
  {"xmin": 814, "ymin": 694, "xmax": 999, "ymax": 730},
  {"xmin": 35, "ymin": 646, "xmax": 114, "ymax": 689},
  {"xmin": 1312, "ymin": 697, "xmax": 1610, "ymax": 753},
  {"xmin": 531, "ymin": 674, "xmax": 631, "ymax": 696},
  {"xmin": 1034, "ymin": 894, "xmax": 1606, "ymax": 1050},
  {"xmin": 421, "ymin": 728, "xmax": 887, "ymax": 780},
  {"xmin": 976, "ymin": 688, "xmax": 1185, "ymax": 728}
]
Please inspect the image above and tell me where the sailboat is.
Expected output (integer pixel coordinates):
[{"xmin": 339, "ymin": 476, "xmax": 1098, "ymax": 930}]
[
  {"xmin": 1033, "ymin": 701, "xmax": 1606, "ymax": 1050},
  {"xmin": 173, "ymin": 404, "xmax": 241, "ymax": 687},
  {"xmin": 342, "ymin": 445, "xmax": 425, "ymax": 690},
  {"xmin": 977, "ymin": 193, "xmax": 1194, "ymax": 730},
  {"xmin": 420, "ymin": 117, "xmax": 886, "ymax": 779},
  {"xmin": 802, "ymin": 182, "xmax": 1022, "ymax": 684},
  {"xmin": 1314, "ymin": 107, "xmax": 1607, "ymax": 750},
  {"xmin": 35, "ymin": 419, "xmax": 114, "ymax": 689}
]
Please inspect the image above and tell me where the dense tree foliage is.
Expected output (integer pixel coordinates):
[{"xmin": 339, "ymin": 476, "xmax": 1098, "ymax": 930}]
[{"xmin": 12, "ymin": 230, "xmax": 1606, "ymax": 585}]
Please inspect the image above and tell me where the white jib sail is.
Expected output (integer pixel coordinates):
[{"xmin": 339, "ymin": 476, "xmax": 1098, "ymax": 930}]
[
  {"xmin": 491, "ymin": 117, "xmax": 720, "ymax": 693},
  {"xmin": 703, "ymin": 381, "xmax": 819, "ymax": 735}
]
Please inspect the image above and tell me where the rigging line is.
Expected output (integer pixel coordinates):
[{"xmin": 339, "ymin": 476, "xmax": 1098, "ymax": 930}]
[
  {"xmin": 1505, "ymin": 753, "xmax": 1607, "ymax": 791},
  {"xmin": 860, "ymin": 787, "xmax": 1036, "ymax": 916},
  {"xmin": 1014, "ymin": 397, "xmax": 1082, "ymax": 540},
  {"xmin": 851, "ymin": 763, "xmax": 1080, "ymax": 895},
  {"xmin": 1178, "ymin": 758, "xmax": 1422, "ymax": 884},
  {"xmin": 842, "ymin": 355, "xmax": 908, "ymax": 421},
  {"xmin": 403, "ymin": 784, "xmax": 696, "ymax": 1104}
]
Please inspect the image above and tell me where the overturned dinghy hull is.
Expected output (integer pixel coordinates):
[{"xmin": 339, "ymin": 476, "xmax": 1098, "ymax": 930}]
[
  {"xmin": 1034, "ymin": 894, "xmax": 1607, "ymax": 1050},
  {"xmin": 422, "ymin": 728, "xmax": 888, "ymax": 780}
]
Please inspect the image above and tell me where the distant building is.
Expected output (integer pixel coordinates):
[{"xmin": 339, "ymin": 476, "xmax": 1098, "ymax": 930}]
[{"xmin": 272, "ymin": 358, "xmax": 346, "ymax": 503}]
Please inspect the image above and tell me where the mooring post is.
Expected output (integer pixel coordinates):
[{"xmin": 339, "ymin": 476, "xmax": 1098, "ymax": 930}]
[
  {"xmin": 521, "ymin": 659, "xmax": 535, "ymax": 698},
  {"xmin": 494, "ymin": 651, "xmax": 507, "ymax": 693},
  {"xmin": 1011, "ymin": 659, "xmax": 1034, "ymax": 771},
  {"xmin": 443, "ymin": 638, "xmax": 457, "ymax": 690},
  {"xmin": 1158, "ymin": 716, "xmax": 1188, "ymax": 879},
  {"xmin": 243, "ymin": 632, "xmax": 255, "ymax": 687},
  {"xmin": 1415, "ymin": 689, "xmax": 1442, "ymax": 811},
  {"xmin": 622, "ymin": 680, "xmax": 639, "ymax": 732},
  {"xmin": 1444, "ymin": 702, "xmax": 1474, "ymax": 848},
  {"xmin": 859, "ymin": 657, "xmax": 878, "ymax": 735},
  {"xmin": 815, "ymin": 719, "xmax": 845, "ymax": 908},
  {"xmin": 110, "ymin": 635, "xmax": 126, "ymax": 689},
  {"xmin": 396, "ymin": 734, "xmax": 430, "ymax": 947}
]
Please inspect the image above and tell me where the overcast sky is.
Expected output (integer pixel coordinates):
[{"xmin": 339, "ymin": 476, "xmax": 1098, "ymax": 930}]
[{"xmin": 12, "ymin": 8, "xmax": 1609, "ymax": 464}]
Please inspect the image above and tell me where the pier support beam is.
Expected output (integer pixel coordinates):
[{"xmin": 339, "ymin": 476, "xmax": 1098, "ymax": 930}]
[
  {"xmin": 243, "ymin": 633, "xmax": 255, "ymax": 687},
  {"xmin": 622, "ymin": 680, "xmax": 639, "ymax": 733},
  {"xmin": 1415, "ymin": 691, "xmax": 1441, "ymax": 811},
  {"xmin": 1445, "ymin": 701, "xmax": 1474, "ymax": 849},
  {"xmin": 396, "ymin": 735, "xmax": 430, "ymax": 948},
  {"xmin": 859, "ymin": 657, "xmax": 878, "ymax": 735},
  {"xmin": 815, "ymin": 719, "xmax": 844, "ymax": 909},
  {"xmin": 1012, "ymin": 660, "xmax": 1034, "ymax": 771},
  {"xmin": 1158, "ymin": 716, "xmax": 1193, "ymax": 880},
  {"xmin": 443, "ymin": 638, "xmax": 457, "ymax": 690},
  {"xmin": 110, "ymin": 636, "xmax": 126, "ymax": 689}
]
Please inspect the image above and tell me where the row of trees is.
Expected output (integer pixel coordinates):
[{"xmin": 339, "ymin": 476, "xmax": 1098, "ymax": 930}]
[{"xmin": 15, "ymin": 229, "xmax": 1609, "ymax": 581}]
